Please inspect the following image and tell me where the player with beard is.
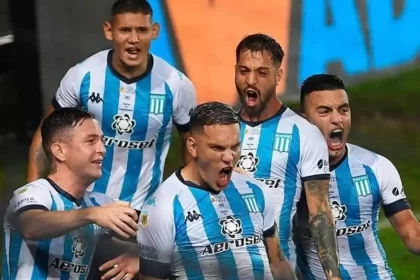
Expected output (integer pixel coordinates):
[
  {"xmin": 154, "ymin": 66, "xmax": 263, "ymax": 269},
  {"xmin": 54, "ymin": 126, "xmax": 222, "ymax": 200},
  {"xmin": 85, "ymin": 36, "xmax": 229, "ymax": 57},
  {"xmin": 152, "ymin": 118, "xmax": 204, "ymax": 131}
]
[
  {"xmin": 136, "ymin": 102, "xmax": 296, "ymax": 280},
  {"xmin": 294, "ymin": 74, "xmax": 420, "ymax": 279},
  {"xmin": 234, "ymin": 33, "xmax": 341, "ymax": 280}
]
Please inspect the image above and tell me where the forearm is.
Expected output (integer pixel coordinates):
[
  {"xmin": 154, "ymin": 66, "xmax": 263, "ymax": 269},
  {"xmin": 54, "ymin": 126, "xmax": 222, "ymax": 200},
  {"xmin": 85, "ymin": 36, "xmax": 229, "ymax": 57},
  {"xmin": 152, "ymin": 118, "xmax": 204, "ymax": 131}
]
[
  {"xmin": 270, "ymin": 262, "xmax": 297, "ymax": 280},
  {"xmin": 27, "ymin": 127, "xmax": 49, "ymax": 182},
  {"xmin": 309, "ymin": 210, "xmax": 340, "ymax": 279},
  {"xmin": 20, "ymin": 208, "xmax": 94, "ymax": 240}
]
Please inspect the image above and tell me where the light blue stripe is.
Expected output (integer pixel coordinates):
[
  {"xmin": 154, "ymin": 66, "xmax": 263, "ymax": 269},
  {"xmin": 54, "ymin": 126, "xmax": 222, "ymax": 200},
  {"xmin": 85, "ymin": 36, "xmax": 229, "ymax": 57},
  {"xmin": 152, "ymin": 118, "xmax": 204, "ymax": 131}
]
[
  {"xmin": 279, "ymin": 125, "xmax": 300, "ymax": 260},
  {"xmin": 254, "ymin": 115, "xmax": 281, "ymax": 178},
  {"xmin": 2, "ymin": 230, "xmax": 10, "ymax": 280},
  {"xmin": 147, "ymin": 84, "xmax": 174, "ymax": 201},
  {"xmin": 120, "ymin": 75, "xmax": 151, "ymax": 202},
  {"xmin": 339, "ymin": 264, "xmax": 352, "ymax": 279},
  {"xmin": 80, "ymin": 200, "xmax": 96, "ymax": 280},
  {"xmin": 336, "ymin": 159, "xmax": 380, "ymax": 279},
  {"xmin": 173, "ymin": 195, "xmax": 204, "ymax": 279},
  {"xmin": 93, "ymin": 67, "xmax": 120, "ymax": 194},
  {"xmin": 364, "ymin": 165, "xmax": 395, "ymax": 279},
  {"xmin": 239, "ymin": 123, "xmax": 246, "ymax": 144},
  {"xmin": 189, "ymin": 187, "xmax": 239, "ymax": 280},
  {"xmin": 60, "ymin": 197, "xmax": 76, "ymax": 280},
  {"xmin": 225, "ymin": 182, "xmax": 264, "ymax": 280},
  {"xmin": 79, "ymin": 72, "xmax": 90, "ymax": 110},
  {"xmin": 6, "ymin": 232, "xmax": 22, "ymax": 280},
  {"xmin": 30, "ymin": 200, "xmax": 57, "ymax": 280}
]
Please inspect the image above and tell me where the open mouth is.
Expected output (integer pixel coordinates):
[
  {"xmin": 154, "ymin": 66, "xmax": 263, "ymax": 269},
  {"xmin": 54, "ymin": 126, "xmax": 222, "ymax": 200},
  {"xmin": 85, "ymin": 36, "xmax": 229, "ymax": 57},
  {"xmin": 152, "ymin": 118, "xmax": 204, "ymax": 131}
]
[
  {"xmin": 245, "ymin": 89, "xmax": 259, "ymax": 107},
  {"xmin": 218, "ymin": 167, "xmax": 233, "ymax": 185},
  {"xmin": 126, "ymin": 47, "xmax": 140, "ymax": 58},
  {"xmin": 328, "ymin": 128, "xmax": 344, "ymax": 151},
  {"xmin": 91, "ymin": 159, "xmax": 103, "ymax": 167}
]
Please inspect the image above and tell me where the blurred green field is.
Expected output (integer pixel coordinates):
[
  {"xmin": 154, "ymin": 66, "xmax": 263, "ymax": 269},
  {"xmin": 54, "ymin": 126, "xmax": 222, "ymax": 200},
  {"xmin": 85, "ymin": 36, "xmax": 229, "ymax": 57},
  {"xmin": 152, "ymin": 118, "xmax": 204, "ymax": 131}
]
[
  {"xmin": 1, "ymin": 67, "xmax": 419, "ymax": 278},
  {"xmin": 164, "ymin": 67, "xmax": 420, "ymax": 279}
]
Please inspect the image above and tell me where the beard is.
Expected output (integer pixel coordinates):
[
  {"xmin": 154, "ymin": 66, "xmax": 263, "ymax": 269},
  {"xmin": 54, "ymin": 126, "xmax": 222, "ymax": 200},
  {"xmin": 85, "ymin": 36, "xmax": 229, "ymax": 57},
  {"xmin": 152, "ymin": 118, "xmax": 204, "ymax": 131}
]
[{"xmin": 236, "ymin": 82, "xmax": 277, "ymax": 118}]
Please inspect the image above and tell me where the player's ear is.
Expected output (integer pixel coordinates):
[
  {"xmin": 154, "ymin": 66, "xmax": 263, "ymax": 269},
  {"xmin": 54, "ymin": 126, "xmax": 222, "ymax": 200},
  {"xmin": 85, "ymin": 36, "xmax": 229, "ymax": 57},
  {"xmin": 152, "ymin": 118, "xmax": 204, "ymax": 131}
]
[
  {"xmin": 186, "ymin": 136, "xmax": 197, "ymax": 158},
  {"xmin": 50, "ymin": 142, "xmax": 67, "ymax": 162},
  {"xmin": 151, "ymin": 22, "xmax": 160, "ymax": 40},
  {"xmin": 103, "ymin": 20, "xmax": 113, "ymax": 41},
  {"xmin": 276, "ymin": 68, "xmax": 283, "ymax": 87}
]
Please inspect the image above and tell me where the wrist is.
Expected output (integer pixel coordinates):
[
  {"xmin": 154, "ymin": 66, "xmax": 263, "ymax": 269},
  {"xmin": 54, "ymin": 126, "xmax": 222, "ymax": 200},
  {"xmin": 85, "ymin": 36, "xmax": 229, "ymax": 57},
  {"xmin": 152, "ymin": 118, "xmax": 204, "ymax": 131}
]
[{"xmin": 82, "ymin": 207, "xmax": 98, "ymax": 224}]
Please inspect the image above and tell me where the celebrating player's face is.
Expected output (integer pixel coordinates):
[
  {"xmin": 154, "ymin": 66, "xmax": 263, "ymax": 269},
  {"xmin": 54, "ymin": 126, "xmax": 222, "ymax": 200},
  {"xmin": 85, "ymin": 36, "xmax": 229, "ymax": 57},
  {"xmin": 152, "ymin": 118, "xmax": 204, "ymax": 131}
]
[
  {"xmin": 191, "ymin": 124, "xmax": 241, "ymax": 192},
  {"xmin": 235, "ymin": 50, "xmax": 280, "ymax": 117},
  {"xmin": 104, "ymin": 12, "xmax": 159, "ymax": 69},
  {"xmin": 303, "ymin": 89, "xmax": 351, "ymax": 164},
  {"xmin": 64, "ymin": 119, "xmax": 106, "ymax": 181}
]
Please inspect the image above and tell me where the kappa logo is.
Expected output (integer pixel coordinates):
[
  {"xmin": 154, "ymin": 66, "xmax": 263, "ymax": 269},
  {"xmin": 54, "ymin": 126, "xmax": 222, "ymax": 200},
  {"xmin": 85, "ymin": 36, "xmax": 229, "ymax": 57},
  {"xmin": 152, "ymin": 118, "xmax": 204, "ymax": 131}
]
[
  {"xmin": 185, "ymin": 210, "xmax": 202, "ymax": 223},
  {"xmin": 112, "ymin": 114, "xmax": 136, "ymax": 135},
  {"xmin": 88, "ymin": 92, "xmax": 103, "ymax": 104},
  {"xmin": 236, "ymin": 152, "xmax": 259, "ymax": 173}
]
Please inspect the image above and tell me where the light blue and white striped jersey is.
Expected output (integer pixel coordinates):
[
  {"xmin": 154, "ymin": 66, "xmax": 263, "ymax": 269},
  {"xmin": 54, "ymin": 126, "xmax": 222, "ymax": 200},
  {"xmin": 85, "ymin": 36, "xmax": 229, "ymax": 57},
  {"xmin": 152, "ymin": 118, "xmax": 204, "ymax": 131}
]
[
  {"xmin": 137, "ymin": 170, "xmax": 276, "ymax": 280},
  {"xmin": 237, "ymin": 106, "xmax": 330, "ymax": 269},
  {"xmin": 2, "ymin": 178, "xmax": 114, "ymax": 280},
  {"xmin": 53, "ymin": 49, "xmax": 197, "ymax": 210},
  {"xmin": 295, "ymin": 143, "xmax": 410, "ymax": 280}
]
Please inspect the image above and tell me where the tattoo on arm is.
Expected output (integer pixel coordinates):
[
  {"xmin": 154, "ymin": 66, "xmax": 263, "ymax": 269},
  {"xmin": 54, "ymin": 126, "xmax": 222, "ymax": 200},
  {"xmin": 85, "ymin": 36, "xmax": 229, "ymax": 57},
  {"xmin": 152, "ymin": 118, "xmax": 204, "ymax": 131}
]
[
  {"xmin": 263, "ymin": 227, "xmax": 286, "ymax": 264},
  {"xmin": 306, "ymin": 180, "xmax": 341, "ymax": 279}
]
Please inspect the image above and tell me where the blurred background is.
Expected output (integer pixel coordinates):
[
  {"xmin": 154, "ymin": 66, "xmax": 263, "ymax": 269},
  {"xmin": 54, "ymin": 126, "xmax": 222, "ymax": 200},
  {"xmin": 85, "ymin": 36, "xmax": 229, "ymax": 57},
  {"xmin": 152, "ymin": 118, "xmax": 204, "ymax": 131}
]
[{"xmin": 1, "ymin": 0, "xmax": 419, "ymax": 278}]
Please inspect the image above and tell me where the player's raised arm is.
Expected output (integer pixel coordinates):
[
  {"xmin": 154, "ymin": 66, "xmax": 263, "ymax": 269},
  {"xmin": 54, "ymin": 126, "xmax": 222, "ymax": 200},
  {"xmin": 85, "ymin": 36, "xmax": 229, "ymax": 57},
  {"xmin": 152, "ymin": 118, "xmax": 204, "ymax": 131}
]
[
  {"xmin": 172, "ymin": 72, "xmax": 197, "ymax": 165},
  {"xmin": 27, "ymin": 66, "xmax": 82, "ymax": 182},
  {"xmin": 258, "ymin": 183, "xmax": 296, "ymax": 280},
  {"xmin": 301, "ymin": 126, "xmax": 341, "ymax": 280},
  {"xmin": 137, "ymin": 195, "xmax": 175, "ymax": 280},
  {"xmin": 377, "ymin": 156, "xmax": 420, "ymax": 255}
]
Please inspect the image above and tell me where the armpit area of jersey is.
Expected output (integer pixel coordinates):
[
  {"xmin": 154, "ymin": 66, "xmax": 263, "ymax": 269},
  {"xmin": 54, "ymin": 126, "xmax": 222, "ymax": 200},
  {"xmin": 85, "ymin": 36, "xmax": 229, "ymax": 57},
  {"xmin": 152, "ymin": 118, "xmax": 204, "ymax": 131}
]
[
  {"xmin": 140, "ymin": 258, "xmax": 171, "ymax": 279},
  {"xmin": 383, "ymin": 198, "xmax": 411, "ymax": 217}
]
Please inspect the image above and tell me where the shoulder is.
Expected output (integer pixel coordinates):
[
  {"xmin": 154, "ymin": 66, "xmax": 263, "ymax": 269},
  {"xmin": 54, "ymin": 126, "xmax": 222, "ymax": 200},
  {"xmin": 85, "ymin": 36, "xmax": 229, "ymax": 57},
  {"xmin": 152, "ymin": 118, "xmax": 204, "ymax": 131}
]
[
  {"xmin": 65, "ymin": 49, "xmax": 110, "ymax": 79},
  {"xmin": 347, "ymin": 143, "xmax": 382, "ymax": 167},
  {"xmin": 151, "ymin": 54, "xmax": 194, "ymax": 93},
  {"xmin": 12, "ymin": 179, "xmax": 52, "ymax": 198},
  {"xmin": 282, "ymin": 108, "xmax": 323, "ymax": 138}
]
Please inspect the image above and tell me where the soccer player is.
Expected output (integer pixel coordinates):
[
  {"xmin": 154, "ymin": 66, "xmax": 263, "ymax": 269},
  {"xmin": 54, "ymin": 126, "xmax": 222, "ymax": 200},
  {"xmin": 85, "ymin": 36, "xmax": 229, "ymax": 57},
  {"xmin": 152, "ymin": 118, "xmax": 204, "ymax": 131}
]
[
  {"xmin": 295, "ymin": 74, "xmax": 420, "ymax": 279},
  {"xmin": 137, "ymin": 101, "xmax": 296, "ymax": 280},
  {"xmin": 234, "ymin": 33, "xmax": 341, "ymax": 279},
  {"xmin": 26, "ymin": 0, "xmax": 196, "ymax": 211},
  {"xmin": 2, "ymin": 108, "xmax": 139, "ymax": 279}
]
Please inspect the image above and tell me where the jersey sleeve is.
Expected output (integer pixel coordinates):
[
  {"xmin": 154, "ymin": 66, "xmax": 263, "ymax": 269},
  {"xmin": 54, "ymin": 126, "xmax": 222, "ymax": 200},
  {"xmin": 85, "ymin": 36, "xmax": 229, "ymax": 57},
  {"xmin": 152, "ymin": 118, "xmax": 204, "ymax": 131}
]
[
  {"xmin": 261, "ymin": 185, "xmax": 276, "ymax": 236},
  {"xmin": 9, "ymin": 184, "xmax": 53, "ymax": 215},
  {"xmin": 172, "ymin": 73, "xmax": 197, "ymax": 133},
  {"xmin": 300, "ymin": 124, "xmax": 331, "ymax": 181},
  {"xmin": 375, "ymin": 155, "xmax": 411, "ymax": 217},
  {"xmin": 52, "ymin": 65, "xmax": 83, "ymax": 109},
  {"xmin": 137, "ymin": 194, "xmax": 175, "ymax": 279}
]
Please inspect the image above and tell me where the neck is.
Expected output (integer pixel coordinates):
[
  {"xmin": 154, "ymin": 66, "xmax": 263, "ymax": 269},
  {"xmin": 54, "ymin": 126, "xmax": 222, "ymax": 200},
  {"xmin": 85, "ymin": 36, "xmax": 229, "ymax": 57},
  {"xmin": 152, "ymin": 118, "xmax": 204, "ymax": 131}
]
[
  {"xmin": 330, "ymin": 146, "xmax": 348, "ymax": 168},
  {"xmin": 181, "ymin": 162, "xmax": 204, "ymax": 187},
  {"xmin": 241, "ymin": 97, "xmax": 283, "ymax": 123},
  {"xmin": 112, "ymin": 51, "xmax": 148, "ymax": 79},
  {"xmin": 48, "ymin": 168, "xmax": 92, "ymax": 200}
]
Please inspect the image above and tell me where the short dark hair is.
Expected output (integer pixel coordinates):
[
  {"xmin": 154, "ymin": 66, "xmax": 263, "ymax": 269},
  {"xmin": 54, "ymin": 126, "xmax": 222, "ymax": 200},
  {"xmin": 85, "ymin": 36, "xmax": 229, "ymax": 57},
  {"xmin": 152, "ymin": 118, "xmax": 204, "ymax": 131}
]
[
  {"xmin": 41, "ymin": 108, "xmax": 95, "ymax": 163},
  {"xmin": 300, "ymin": 74, "xmax": 346, "ymax": 113},
  {"xmin": 236, "ymin": 33, "xmax": 285, "ymax": 66},
  {"xmin": 111, "ymin": 0, "xmax": 153, "ymax": 18},
  {"xmin": 189, "ymin": 102, "xmax": 240, "ymax": 132}
]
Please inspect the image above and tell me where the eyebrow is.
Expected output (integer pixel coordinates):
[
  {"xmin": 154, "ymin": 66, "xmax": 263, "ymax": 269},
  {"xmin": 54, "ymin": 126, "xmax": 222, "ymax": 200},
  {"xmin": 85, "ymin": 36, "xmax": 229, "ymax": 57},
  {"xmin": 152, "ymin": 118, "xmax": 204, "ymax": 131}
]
[
  {"xmin": 237, "ymin": 65, "xmax": 272, "ymax": 70},
  {"xmin": 316, "ymin": 103, "xmax": 349, "ymax": 110}
]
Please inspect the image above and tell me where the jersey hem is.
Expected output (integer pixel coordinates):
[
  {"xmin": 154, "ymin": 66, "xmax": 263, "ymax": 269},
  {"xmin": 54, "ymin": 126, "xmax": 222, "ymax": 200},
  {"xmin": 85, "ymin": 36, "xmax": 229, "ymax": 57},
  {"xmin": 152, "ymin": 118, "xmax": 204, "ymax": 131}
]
[
  {"xmin": 301, "ymin": 174, "xmax": 330, "ymax": 182},
  {"xmin": 174, "ymin": 121, "xmax": 190, "ymax": 133},
  {"xmin": 51, "ymin": 96, "xmax": 62, "ymax": 109},
  {"xmin": 15, "ymin": 204, "xmax": 49, "ymax": 216},
  {"xmin": 384, "ymin": 198, "xmax": 411, "ymax": 217}
]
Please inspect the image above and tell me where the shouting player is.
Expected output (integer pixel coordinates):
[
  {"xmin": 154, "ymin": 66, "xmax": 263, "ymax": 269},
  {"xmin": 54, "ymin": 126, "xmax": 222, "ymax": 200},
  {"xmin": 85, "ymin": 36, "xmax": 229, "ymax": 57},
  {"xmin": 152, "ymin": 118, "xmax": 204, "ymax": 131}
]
[
  {"xmin": 27, "ymin": 0, "xmax": 196, "ymax": 212},
  {"xmin": 2, "ymin": 108, "xmax": 138, "ymax": 280},
  {"xmin": 137, "ymin": 102, "xmax": 296, "ymax": 280},
  {"xmin": 295, "ymin": 74, "xmax": 420, "ymax": 279},
  {"xmin": 234, "ymin": 34, "xmax": 341, "ymax": 279}
]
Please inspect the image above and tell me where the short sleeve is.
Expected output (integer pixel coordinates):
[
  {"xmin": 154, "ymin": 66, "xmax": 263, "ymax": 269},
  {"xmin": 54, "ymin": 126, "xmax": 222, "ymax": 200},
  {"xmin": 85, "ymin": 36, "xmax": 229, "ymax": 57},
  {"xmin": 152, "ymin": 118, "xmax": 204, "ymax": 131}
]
[
  {"xmin": 376, "ymin": 155, "xmax": 411, "ymax": 217},
  {"xmin": 137, "ymin": 194, "xmax": 175, "ymax": 279},
  {"xmin": 52, "ymin": 65, "xmax": 83, "ymax": 109},
  {"xmin": 10, "ymin": 184, "xmax": 53, "ymax": 215},
  {"xmin": 300, "ymin": 124, "xmax": 331, "ymax": 181},
  {"xmin": 172, "ymin": 72, "xmax": 197, "ymax": 132}
]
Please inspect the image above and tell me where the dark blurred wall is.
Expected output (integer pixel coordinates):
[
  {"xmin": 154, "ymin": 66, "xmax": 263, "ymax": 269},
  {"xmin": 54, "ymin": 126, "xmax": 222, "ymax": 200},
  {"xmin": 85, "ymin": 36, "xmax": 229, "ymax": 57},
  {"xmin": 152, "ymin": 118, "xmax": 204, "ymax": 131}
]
[{"xmin": 36, "ymin": 0, "xmax": 115, "ymax": 114}]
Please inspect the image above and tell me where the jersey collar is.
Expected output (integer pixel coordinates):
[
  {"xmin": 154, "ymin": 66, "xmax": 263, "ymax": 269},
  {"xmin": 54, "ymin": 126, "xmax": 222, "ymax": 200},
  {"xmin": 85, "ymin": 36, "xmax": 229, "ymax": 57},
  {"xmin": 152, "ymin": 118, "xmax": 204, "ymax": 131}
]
[
  {"xmin": 238, "ymin": 105, "xmax": 287, "ymax": 127},
  {"xmin": 45, "ymin": 177, "xmax": 83, "ymax": 206},
  {"xmin": 330, "ymin": 145, "xmax": 348, "ymax": 172}
]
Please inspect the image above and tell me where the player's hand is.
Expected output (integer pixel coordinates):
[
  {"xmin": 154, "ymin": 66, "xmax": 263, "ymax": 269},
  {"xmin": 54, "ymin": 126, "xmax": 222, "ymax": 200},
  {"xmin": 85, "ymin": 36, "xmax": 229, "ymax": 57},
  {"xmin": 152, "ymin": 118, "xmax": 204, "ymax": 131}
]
[
  {"xmin": 234, "ymin": 167, "xmax": 249, "ymax": 176},
  {"xmin": 89, "ymin": 201, "xmax": 138, "ymax": 239},
  {"xmin": 99, "ymin": 253, "xmax": 139, "ymax": 280}
]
